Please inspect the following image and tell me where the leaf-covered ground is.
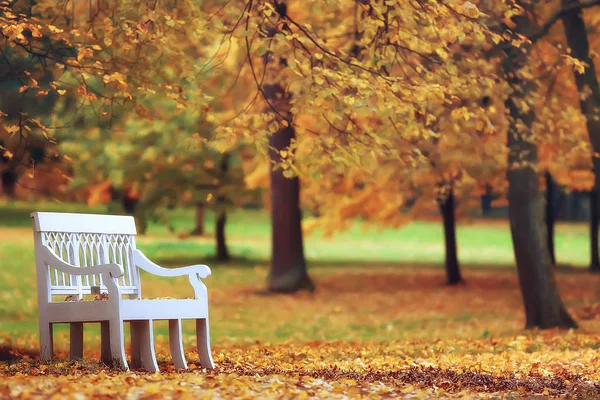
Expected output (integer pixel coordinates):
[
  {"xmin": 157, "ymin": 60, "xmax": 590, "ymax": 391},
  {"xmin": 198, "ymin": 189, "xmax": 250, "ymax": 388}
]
[
  {"xmin": 3, "ymin": 268, "xmax": 600, "ymax": 398},
  {"xmin": 3, "ymin": 335, "xmax": 600, "ymax": 399},
  {"xmin": 2, "ymin": 206, "xmax": 600, "ymax": 398}
]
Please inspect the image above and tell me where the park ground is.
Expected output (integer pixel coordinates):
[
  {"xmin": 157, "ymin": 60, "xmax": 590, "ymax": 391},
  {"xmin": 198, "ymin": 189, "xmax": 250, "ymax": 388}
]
[{"xmin": 2, "ymin": 202, "xmax": 600, "ymax": 398}]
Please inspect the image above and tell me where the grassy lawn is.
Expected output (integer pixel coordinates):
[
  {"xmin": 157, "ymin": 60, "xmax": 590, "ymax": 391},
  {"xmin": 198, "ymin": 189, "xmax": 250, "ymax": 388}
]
[
  {"xmin": 0, "ymin": 199, "xmax": 593, "ymax": 266},
  {"xmin": 2, "ymin": 201, "xmax": 600, "ymax": 397},
  {"xmin": 1, "ymin": 200, "xmax": 598, "ymax": 343}
]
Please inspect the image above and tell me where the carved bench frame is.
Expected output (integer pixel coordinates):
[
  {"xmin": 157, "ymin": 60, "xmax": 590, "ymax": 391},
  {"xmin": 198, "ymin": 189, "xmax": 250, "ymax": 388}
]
[{"xmin": 32, "ymin": 212, "xmax": 214, "ymax": 371}]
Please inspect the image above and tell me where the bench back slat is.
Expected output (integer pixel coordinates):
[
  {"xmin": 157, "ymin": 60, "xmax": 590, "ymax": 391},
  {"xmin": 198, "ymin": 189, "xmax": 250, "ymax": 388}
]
[
  {"xmin": 32, "ymin": 212, "xmax": 141, "ymax": 300},
  {"xmin": 32, "ymin": 212, "xmax": 137, "ymax": 235}
]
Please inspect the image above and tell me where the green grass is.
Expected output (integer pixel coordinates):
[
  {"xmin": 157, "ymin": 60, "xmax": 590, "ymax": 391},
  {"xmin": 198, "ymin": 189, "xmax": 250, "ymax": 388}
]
[
  {"xmin": 0, "ymin": 199, "xmax": 593, "ymax": 266},
  {"xmin": 0, "ymin": 200, "xmax": 596, "ymax": 348}
]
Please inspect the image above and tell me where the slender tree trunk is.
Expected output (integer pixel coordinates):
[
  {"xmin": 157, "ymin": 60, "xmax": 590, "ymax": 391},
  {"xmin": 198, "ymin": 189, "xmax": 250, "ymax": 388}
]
[
  {"xmin": 1, "ymin": 170, "xmax": 17, "ymax": 198},
  {"xmin": 215, "ymin": 153, "xmax": 230, "ymax": 261},
  {"xmin": 590, "ymin": 191, "xmax": 600, "ymax": 271},
  {"xmin": 502, "ymin": 5, "xmax": 577, "ymax": 329},
  {"xmin": 438, "ymin": 188, "xmax": 462, "ymax": 285},
  {"xmin": 561, "ymin": 0, "xmax": 600, "ymax": 272},
  {"xmin": 121, "ymin": 190, "xmax": 147, "ymax": 234},
  {"xmin": 481, "ymin": 184, "xmax": 493, "ymax": 215},
  {"xmin": 190, "ymin": 203, "xmax": 205, "ymax": 236},
  {"xmin": 122, "ymin": 192, "xmax": 138, "ymax": 214},
  {"xmin": 215, "ymin": 211, "xmax": 229, "ymax": 261},
  {"xmin": 545, "ymin": 171, "xmax": 556, "ymax": 266}
]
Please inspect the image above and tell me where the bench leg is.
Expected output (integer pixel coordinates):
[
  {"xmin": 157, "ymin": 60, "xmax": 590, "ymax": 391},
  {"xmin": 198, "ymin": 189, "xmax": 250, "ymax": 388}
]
[
  {"xmin": 70, "ymin": 322, "xmax": 84, "ymax": 361},
  {"xmin": 169, "ymin": 319, "xmax": 187, "ymax": 370},
  {"xmin": 130, "ymin": 320, "xmax": 158, "ymax": 372},
  {"xmin": 39, "ymin": 320, "xmax": 53, "ymax": 361},
  {"xmin": 100, "ymin": 319, "xmax": 129, "ymax": 370},
  {"xmin": 196, "ymin": 318, "xmax": 215, "ymax": 369},
  {"xmin": 100, "ymin": 321, "xmax": 111, "ymax": 365}
]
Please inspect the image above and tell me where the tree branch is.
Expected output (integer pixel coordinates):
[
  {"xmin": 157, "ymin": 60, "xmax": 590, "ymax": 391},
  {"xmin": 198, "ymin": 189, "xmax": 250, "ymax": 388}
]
[{"xmin": 531, "ymin": 0, "xmax": 600, "ymax": 42}]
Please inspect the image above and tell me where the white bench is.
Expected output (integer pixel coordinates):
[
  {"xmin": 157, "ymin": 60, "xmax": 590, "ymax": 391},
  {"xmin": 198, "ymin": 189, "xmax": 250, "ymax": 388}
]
[{"xmin": 32, "ymin": 211, "xmax": 215, "ymax": 372}]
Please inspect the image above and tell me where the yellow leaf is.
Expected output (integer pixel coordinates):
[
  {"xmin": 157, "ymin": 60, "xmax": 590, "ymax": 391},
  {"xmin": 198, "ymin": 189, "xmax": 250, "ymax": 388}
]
[
  {"xmin": 30, "ymin": 27, "xmax": 42, "ymax": 38},
  {"xmin": 48, "ymin": 25, "xmax": 64, "ymax": 33},
  {"xmin": 269, "ymin": 121, "xmax": 280, "ymax": 133},
  {"xmin": 462, "ymin": 1, "xmax": 480, "ymax": 18},
  {"xmin": 1, "ymin": 149, "xmax": 13, "ymax": 159}
]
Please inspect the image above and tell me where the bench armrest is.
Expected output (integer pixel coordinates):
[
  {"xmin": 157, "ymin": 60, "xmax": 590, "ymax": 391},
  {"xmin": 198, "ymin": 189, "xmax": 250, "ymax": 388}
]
[
  {"xmin": 134, "ymin": 250, "xmax": 210, "ymax": 300},
  {"xmin": 41, "ymin": 244, "xmax": 124, "ymax": 279},
  {"xmin": 134, "ymin": 250, "xmax": 211, "ymax": 279}
]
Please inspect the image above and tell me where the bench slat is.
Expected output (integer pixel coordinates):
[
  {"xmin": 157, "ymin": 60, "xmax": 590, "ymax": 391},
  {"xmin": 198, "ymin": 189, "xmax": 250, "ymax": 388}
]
[
  {"xmin": 41, "ymin": 229, "xmax": 140, "ymax": 298},
  {"xmin": 31, "ymin": 212, "xmax": 137, "ymax": 234},
  {"xmin": 50, "ymin": 286, "xmax": 138, "ymax": 295}
]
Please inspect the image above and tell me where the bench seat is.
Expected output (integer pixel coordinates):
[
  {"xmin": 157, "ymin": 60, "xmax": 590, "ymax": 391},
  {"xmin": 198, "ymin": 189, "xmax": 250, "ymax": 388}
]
[{"xmin": 46, "ymin": 299, "xmax": 209, "ymax": 322}]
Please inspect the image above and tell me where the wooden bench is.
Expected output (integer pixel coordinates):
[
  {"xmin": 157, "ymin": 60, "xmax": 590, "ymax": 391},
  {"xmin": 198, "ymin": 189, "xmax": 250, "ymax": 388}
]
[{"xmin": 32, "ymin": 212, "xmax": 215, "ymax": 372}]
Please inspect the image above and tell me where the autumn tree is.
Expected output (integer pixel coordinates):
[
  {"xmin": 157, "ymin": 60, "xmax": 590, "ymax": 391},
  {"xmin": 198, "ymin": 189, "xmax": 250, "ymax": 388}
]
[
  {"xmin": 58, "ymin": 87, "xmax": 251, "ymax": 253},
  {"xmin": 560, "ymin": 0, "xmax": 600, "ymax": 272},
  {"xmin": 220, "ymin": 0, "xmax": 510, "ymax": 291},
  {"xmin": 0, "ymin": 1, "xmax": 71, "ymax": 197},
  {"xmin": 500, "ymin": 0, "xmax": 577, "ymax": 329},
  {"xmin": 260, "ymin": 0, "xmax": 313, "ymax": 293},
  {"xmin": 205, "ymin": 0, "xmax": 586, "ymax": 329},
  {"xmin": 1, "ymin": 0, "xmax": 206, "ymax": 202}
]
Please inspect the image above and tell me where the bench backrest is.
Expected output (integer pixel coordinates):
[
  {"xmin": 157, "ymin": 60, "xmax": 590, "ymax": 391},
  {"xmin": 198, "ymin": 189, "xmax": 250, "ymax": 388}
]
[{"xmin": 32, "ymin": 212, "xmax": 141, "ymax": 301}]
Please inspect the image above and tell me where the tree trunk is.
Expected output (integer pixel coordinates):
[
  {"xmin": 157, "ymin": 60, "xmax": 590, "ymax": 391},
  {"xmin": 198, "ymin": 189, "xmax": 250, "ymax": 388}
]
[
  {"xmin": 266, "ymin": 112, "xmax": 313, "ymax": 292},
  {"xmin": 438, "ymin": 188, "xmax": 462, "ymax": 285},
  {"xmin": 502, "ymin": 6, "xmax": 577, "ymax": 329},
  {"xmin": 561, "ymin": 0, "xmax": 600, "ymax": 272},
  {"xmin": 121, "ymin": 190, "xmax": 147, "ymax": 234},
  {"xmin": 262, "ymin": 1, "xmax": 313, "ymax": 293},
  {"xmin": 215, "ymin": 153, "xmax": 230, "ymax": 261},
  {"xmin": 1, "ymin": 170, "xmax": 17, "ymax": 198},
  {"xmin": 190, "ymin": 203, "xmax": 205, "ymax": 236},
  {"xmin": 215, "ymin": 211, "xmax": 229, "ymax": 261},
  {"xmin": 480, "ymin": 184, "xmax": 493, "ymax": 215},
  {"xmin": 122, "ymin": 193, "xmax": 138, "ymax": 214},
  {"xmin": 545, "ymin": 171, "xmax": 556, "ymax": 266},
  {"xmin": 590, "ymin": 191, "xmax": 600, "ymax": 271}
]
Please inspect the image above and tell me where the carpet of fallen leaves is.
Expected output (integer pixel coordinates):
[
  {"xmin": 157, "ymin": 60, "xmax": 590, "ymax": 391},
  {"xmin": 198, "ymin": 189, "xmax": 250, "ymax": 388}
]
[
  {"xmin": 4, "ymin": 336, "xmax": 600, "ymax": 399},
  {"xmin": 3, "ymin": 267, "xmax": 600, "ymax": 398}
]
